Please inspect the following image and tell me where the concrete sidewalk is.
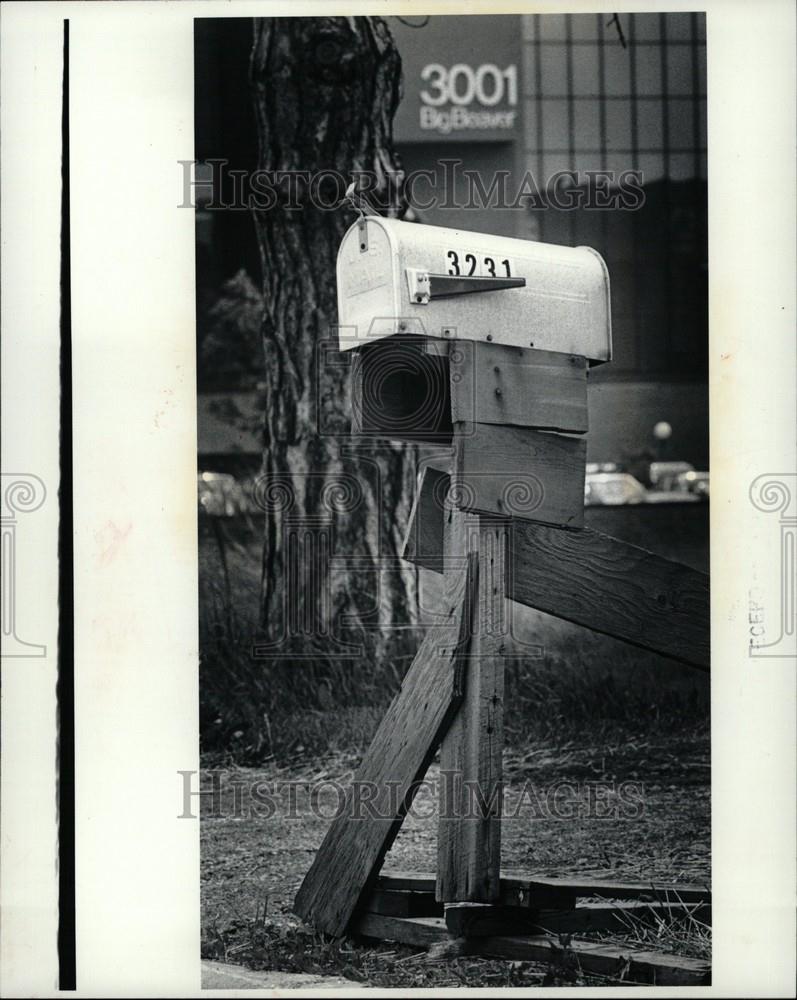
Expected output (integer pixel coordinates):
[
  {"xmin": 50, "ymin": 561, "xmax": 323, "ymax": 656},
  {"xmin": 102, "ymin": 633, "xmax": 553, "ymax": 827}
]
[{"xmin": 201, "ymin": 960, "xmax": 364, "ymax": 990}]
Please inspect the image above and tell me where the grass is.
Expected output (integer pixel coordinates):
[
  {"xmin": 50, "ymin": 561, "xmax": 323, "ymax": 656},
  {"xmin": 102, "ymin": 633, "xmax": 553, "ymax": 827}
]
[
  {"xmin": 605, "ymin": 897, "xmax": 712, "ymax": 961},
  {"xmin": 199, "ymin": 513, "xmax": 708, "ymax": 762},
  {"xmin": 199, "ymin": 513, "xmax": 710, "ymax": 986},
  {"xmin": 201, "ymin": 912, "xmax": 650, "ymax": 988},
  {"xmin": 201, "ymin": 893, "xmax": 711, "ymax": 988}
]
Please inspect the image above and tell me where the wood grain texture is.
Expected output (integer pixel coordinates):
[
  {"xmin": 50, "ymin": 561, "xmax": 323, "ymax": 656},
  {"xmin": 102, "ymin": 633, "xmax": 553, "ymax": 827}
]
[
  {"xmin": 531, "ymin": 900, "xmax": 711, "ymax": 934},
  {"xmin": 509, "ymin": 521, "xmax": 710, "ymax": 670},
  {"xmin": 360, "ymin": 889, "xmax": 443, "ymax": 918},
  {"xmin": 377, "ymin": 871, "xmax": 575, "ymax": 910},
  {"xmin": 293, "ymin": 531, "xmax": 478, "ymax": 936},
  {"xmin": 352, "ymin": 913, "xmax": 711, "ymax": 984},
  {"xmin": 473, "ymin": 934, "xmax": 710, "ymax": 985},
  {"xmin": 377, "ymin": 870, "xmax": 709, "ymax": 906},
  {"xmin": 445, "ymin": 900, "xmax": 711, "ymax": 937},
  {"xmin": 402, "ymin": 496, "xmax": 709, "ymax": 669},
  {"xmin": 450, "ymin": 342, "xmax": 588, "ymax": 434},
  {"xmin": 512, "ymin": 874, "xmax": 711, "ymax": 903},
  {"xmin": 453, "ymin": 423, "xmax": 586, "ymax": 529},
  {"xmin": 351, "ymin": 913, "xmax": 449, "ymax": 948},
  {"xmin": 438, "ymin": 515, "xmax": 507, "ymax": 903}
]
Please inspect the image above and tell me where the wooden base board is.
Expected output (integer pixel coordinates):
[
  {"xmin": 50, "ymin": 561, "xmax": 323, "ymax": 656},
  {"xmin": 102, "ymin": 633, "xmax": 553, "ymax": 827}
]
[
  {"xmin": 377, "ymin": 869, "xmax": 711, "ymax": 905},
  {"xmin": 351, "ymin": 912, "xmax": 711, "ymax": 986},
  {"xmin": 444, "ymin": 900, "xmax": 711, "ymax": 937}
]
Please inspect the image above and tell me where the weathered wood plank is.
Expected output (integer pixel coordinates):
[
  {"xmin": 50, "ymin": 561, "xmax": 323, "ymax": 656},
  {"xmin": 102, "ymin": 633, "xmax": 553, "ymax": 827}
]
[
  {"xmin": 515, "ymin": 875, "xmax": 711, "ymax": 904},
  {"xmin": 360, "ymin": 889, "xmax": 443, "ymax": 918},
  {"xmin": 352, "ymin": 913, "xmax": 449, "ymax": 948},
  {"xmin": 453, "ymin": 423, "xmax": 586, "ymax": 528},
  {"xmin": 352, "ymin": 913, "xmax": 711, "ymax": 985},
  {"xmin": 473, "ymin": 934, "xmax": 711, "ymax": 986},
  {"xmin": 508, "ymin": 521, "xmax": 710, "ymax": 670},
  {"xmin": 445, "ymin": 900, "xmax": 711, "ymax": 937},
  {"xmin": 293, "ymin": 533, "xmax": 478, "ymax": 936},
  {"xmin": 450, "ymin": 342, "xmax": 588, "ymax": 434},
  {"xmin": 402, "ymin": 487, "xmax": 709, "ymax": 669},
  {"xmin": 445, "ymin": 902, "xmax": 537, "ymax": 937},
  {"xmin": 438, "ymin": 514, "xmax": 507, "ymax": 902},
  {"xmin": 378, "ymin": 871, "xmax": 576, "ymax": 910},
  {"xmin": 378, "ymin": 870, "xmax": 709, "ymax": 906}
]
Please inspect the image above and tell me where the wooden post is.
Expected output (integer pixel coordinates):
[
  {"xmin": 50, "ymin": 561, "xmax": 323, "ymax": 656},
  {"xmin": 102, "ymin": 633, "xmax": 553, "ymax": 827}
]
[{"xmin": 437, "ymin": 508, "xmax": 508, "ymax": 902}]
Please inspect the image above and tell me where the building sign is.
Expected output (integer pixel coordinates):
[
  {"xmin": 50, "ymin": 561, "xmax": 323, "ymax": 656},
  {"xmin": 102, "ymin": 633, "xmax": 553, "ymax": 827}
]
[{"xmin": 390, "ymin": 15, "xmax": 522, "ymax": 144}]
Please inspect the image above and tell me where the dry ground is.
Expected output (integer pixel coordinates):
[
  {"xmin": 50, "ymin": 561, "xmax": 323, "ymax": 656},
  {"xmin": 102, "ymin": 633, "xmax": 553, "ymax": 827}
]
[{"xmin": 201, "ymin": 725, "xmax": 709, "ymax": 987}]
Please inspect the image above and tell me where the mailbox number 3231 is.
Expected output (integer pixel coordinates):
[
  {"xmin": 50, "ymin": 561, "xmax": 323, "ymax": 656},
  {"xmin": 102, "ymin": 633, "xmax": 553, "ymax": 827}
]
[{"xmin": 446, "ymin": 250, "xmax": 513, "ymax": 278}]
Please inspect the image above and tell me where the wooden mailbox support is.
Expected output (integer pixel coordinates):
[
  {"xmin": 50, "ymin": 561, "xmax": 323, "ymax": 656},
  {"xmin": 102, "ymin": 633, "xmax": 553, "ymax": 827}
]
[{"xmin": 294, "ymin": 221, "xmax": 709, "ymax": 983}]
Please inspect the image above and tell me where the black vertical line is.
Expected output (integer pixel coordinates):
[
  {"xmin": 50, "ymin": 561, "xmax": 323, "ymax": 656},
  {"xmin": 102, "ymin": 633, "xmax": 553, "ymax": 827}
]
[
  {"xmin": 629, "ymin": 13, "xmax": 641, "ymax": 372},
  {"xmin": 564, "ymin": 13, "xmax": 576, "ymax": 245},
  {"xmin": 534, "ymin": 16, "xmax": 544, "ymax": 241},
  {"xmin": 58, "ymin": 17, "xmax": 77, "ymax": 992}
]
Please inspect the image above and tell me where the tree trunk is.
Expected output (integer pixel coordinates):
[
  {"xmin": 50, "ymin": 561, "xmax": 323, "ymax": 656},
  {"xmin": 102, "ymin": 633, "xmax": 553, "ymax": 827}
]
[{"xmin": 249, "ymin": 16, "xmax": 417, "ymax": 696}]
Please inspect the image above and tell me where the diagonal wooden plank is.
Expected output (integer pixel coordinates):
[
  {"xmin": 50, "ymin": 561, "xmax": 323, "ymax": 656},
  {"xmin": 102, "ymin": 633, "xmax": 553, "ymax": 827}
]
[{"xmin": 293, "ymin": 529, "xmax": 478, "ymax": 937}]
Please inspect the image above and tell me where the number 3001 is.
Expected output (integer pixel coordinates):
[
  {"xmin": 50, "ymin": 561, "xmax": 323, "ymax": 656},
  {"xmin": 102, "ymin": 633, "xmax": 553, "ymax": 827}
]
[{"xmin": 420, "ymin": 63, "xmax": 518, "ymax": 108}]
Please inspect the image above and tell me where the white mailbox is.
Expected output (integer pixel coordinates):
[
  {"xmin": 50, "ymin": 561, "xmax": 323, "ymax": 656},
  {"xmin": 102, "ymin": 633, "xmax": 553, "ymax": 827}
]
[{"xmin": 337, "ymin": 216, "xmax": 612, "ymax": 363}]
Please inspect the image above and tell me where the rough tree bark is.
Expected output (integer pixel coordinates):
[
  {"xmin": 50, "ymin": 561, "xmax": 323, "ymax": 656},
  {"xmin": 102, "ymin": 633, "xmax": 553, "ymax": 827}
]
[{"xmin": 249, "ymin": 17, "xmax": 418, "ymax": 682}]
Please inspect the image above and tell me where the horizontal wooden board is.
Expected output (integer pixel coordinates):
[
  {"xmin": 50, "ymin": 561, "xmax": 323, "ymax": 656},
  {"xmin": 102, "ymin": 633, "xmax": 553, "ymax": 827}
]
[
  {"xmin": 445, "ymin": 900, "xmax": 711, "ymax": 937},
  {"xmin": 352, "ymin": 912, "xmax": 710, "ymax": 985},
  {"xmin": 474, "ymin": 934, "xmax": 710, "ymax": 986},
  {"xmin": 378, "ymin": 870, "xmax": 710, "ymax": 905},
  {"xmin": 377, "ymin": 871, "xmax": 575, "ymax": 910},
  {"xmin": 360, "ymin": 889, "xmax": 443, "ymax": 918},
  {"xmin": 519, "ymin": 874, "xmax": 712, "ymax": 904},
  {"xmin": 450, "ymin": 342, "xmax": 588, "ymax": 433},
  {"xmin": 454, "ymin": 423, "xmax": 586, "ymax": 529},
  {"xmin": 508, "ymin": 522, "xmax": 710, "ymax": 670},
  {"xmin": 352, "ymin": 913, "xmax": 448, "ymax": 949}
]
